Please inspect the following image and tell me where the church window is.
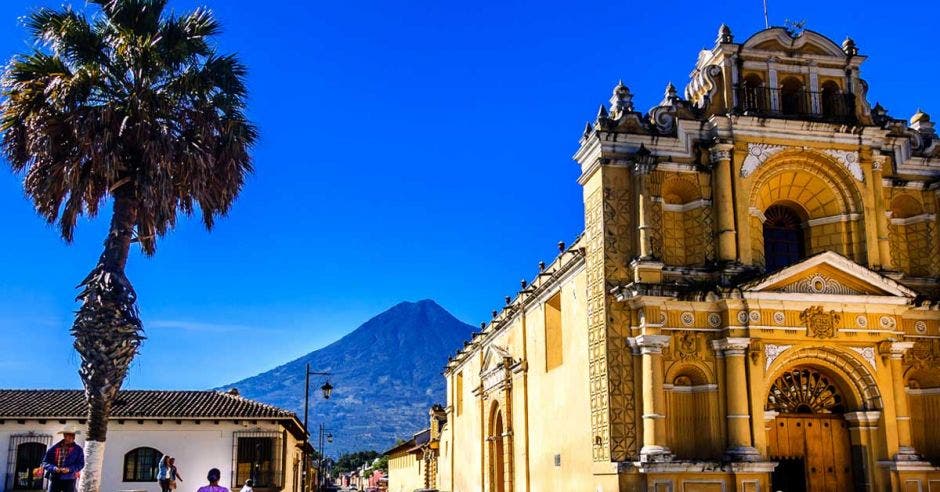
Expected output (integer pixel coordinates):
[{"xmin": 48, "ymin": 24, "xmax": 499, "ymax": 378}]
[
  {"xmin": 763, "ymin": 205, "xmax": 805, "ymax": 271},
  {"xmin": 544, "ymin": 292, "xmax": 563, "ymax": 371},
  {"xmin": 820, "ymin": 80, "xmax": 842, "ymax": 117},
  {"xmin": 779, "ymin": 76, "xmax": 805, "ymax": 115}
]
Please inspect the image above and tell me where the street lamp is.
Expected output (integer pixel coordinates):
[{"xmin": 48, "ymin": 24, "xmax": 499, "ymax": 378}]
[
  {"xmin": 302, "ymin": 363, "xmax": 333, "ymax": 492},
  {"xmin": 317, "ymin": 424, "xmax": 334, "ymax": 492}
]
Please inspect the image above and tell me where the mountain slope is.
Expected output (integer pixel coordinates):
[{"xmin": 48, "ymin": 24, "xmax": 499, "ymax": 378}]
[{"xmin": 223, "ymin": 299, "xmax": 474, "ymax": 455}]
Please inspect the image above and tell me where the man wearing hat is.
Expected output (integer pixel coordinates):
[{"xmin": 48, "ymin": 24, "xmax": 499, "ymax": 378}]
[{"xmin": 41, "ymin": 424, "xmax": 85, "ymax": 492}]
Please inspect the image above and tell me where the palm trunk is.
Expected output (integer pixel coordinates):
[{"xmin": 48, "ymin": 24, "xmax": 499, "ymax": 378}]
[{"xmin": 72, "ymin": 186, "xmax": 144, "ymax": 492}]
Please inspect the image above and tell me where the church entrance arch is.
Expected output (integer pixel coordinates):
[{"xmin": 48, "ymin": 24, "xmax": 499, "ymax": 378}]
[
  {"xmin": 766, "ymin": 367, "xmax": 856, "ymax": 492},
  {"xmin": 488, "ymin": 402, "xmax": 507, "ymax": 492}
]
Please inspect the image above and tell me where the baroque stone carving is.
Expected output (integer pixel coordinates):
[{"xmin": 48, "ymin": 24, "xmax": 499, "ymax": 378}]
[
  {"xmin": 773, "ymin": 311, "xmax": 785, "ymax": 325},
  {"xmin": 708, "ymin": 312, "xmax": 721, "ymax": 328},
  {"xmin": 780, "ymin": 273, "xmax": 861, "ymax": 295},
  {"xmin": 801, "ymin": 306, "xmax": 841, "ymax": 339},
  {"xmin": 680, "ymin": 312, "xmax": 694, "ymax": 326},
  {"xmin": 914, "ymin": 321, "xmax": 927, "ymax": 334},
  {"xmin": 765, "ymin": 344, "xmax": 792, "ymax": 370},
  {"xmin": 673, "ymin": 332, "xmax": 701, "ymax": 360},
  {"xmin": 737, "ymin": 311, "xmax": 749, "ymax": 324},
  {"xmin": 740, "ymin": 143, "xmax": 785, "ymax": 177},
  {"xmin": 585, "ymin": 177, "xmax": 637, "ymax": 463},
  {"xmin": 880, "ymin": 316, "xmax": 896, "ymax": 329},
  {"xmin": 849, "ymin": 346, "xmax": 878, "ymax": 370},
  {"xmin": 822, "ymin": 149, "xmax": 864, "ymax": 182},
  {"xmin": 856, "ymin": 315, "xmax": 868, "ymax": 328},
  {"xmin": 740, "ymin": 144, "xmax": 863, "ymax": 182}
]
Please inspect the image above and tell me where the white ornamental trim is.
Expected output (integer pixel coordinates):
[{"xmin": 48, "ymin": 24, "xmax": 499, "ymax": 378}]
[
  {"xmin": 849, "ymin": 346, "xmax": 878, "ymax": 370},
  {"xmin": 765, "ymin": 344, "xmax": 792, "ymax": 370},
  {"xmin": 741, "ymin": 143, "xmax": 785, "ymax": 177},
  {"xmin": 822, "ymin": 149, "xmax": 864, "ymax": 182},
  {"xmin": 739, "ymin": 144, "xmax": 863, "ymax": 182}
]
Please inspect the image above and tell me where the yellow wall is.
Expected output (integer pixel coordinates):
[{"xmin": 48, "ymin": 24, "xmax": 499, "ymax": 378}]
[{"xmin": 387, "ymin": 451, "xmax": 423, "ymax": 492}]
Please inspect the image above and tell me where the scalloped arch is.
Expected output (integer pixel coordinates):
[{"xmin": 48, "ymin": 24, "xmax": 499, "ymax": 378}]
[{"xmin": 765, "ymin": 346, "xmax": 883, "ymax": 411}]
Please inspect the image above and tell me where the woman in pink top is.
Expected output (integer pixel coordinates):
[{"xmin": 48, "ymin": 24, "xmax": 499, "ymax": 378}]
[{"xmin": 196, "ymin": 468, "xmax": 228, "ymax": 492}]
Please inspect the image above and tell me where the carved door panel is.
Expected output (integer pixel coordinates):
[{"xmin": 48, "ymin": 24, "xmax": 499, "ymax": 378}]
[{"xmin": 767, "ymin": 415, "xmax": 853, "ymax": 492}]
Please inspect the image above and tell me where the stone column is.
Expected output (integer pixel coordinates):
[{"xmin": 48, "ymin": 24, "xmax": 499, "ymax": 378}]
[
  {"xmin": 636, "ymin": 335, "xmax": 673, "ymax": 462},
  {"xmin": 711, "ymin": 144, "xmax": 737, "ymax": 263},
  {"xmin": 886, "ymin": 342, "xmax": 920, "ymax": 460},
  {"xmin": 872, "ymin": 155, "xmax": 892, "ymax": 269},
  {"xmin": 634, "ymin": 154, "xmax": 655, "ymax": 260},
  {"xmin": 714, "ymin": 337, "xmax": 760, "ymax": 461}
]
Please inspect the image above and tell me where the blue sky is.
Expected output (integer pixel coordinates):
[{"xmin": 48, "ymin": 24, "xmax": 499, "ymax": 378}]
[{"xmin": 1, "ymin": 0, "xmax": 938, "ymax": 390}]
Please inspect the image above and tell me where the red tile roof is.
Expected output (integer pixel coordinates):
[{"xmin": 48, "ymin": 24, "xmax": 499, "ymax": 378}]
[{"xmin": 0, "ymin": 389, "xmax": 297, "ymax": 420}]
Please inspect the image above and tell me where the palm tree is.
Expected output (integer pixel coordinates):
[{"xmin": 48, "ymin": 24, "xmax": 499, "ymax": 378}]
[{"xmin": 0, "ymin": 1, "xmax": 256, "ymax": 490}]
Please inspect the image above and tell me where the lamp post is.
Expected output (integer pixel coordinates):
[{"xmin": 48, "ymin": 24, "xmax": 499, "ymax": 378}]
[
  {"xmin": 302, "ymin": 363, "xmax": 333, "ymax": 492},
  {"xmin": 317, "ymin": 424, "xmax": 334, "ymax": 492}
]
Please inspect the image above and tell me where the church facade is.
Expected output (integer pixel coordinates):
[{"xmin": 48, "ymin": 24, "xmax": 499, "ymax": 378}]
[{"xmin": 437, "ymin": 26, "xmax": 940, "ymax": 492}]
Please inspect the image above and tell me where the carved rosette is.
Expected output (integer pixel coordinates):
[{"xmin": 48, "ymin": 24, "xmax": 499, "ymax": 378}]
[{"xmin": 800, "ymin": 306, "xmax": 841, "ymax": 339}]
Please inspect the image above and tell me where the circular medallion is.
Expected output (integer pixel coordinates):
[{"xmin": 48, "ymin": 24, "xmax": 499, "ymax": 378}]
[
  {"xmin": 737, "ymin": 311, "xmax": 749, "ymax": 324},
  {"xmin": 915, "ymin": 321, "xmax": 927, "ymax": 334},
  {"xmin": 856, "ymin": 315, "xmax": 868, "ymax": 328},
  {"xmin": 708, "ymin": 313, "xmax": 721, "ymax": 328},
  {"xmin": 681, "ymin": 312, "xmax": 694, "ymax": 326},
  {"xmin": 659, "ymin": 312, "xmax": 667, "ymax": 325},
  {"xmin": 749, "ymin": 310, "xmax": 761, "ymax": 323},
  {"xmin": 773, "ymin": 311, "xmax": 785, "ymax": 325},
  {"xmin": 880, "ymin": 316, "xmax": 896, "ymax": 329}
]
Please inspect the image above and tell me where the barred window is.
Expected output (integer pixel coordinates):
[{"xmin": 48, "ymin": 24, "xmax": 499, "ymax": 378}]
[
  {"xmin": 123, "ymin": 447, "xmax": 161, "ymax": 482},
  {"xmin": 233, "ymin": 431, "xmax": 284, "ymax": 488}
]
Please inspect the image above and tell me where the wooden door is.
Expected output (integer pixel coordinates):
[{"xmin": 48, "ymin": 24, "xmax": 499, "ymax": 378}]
[{"xmin": 767, "ymin": 415, "xmax": 853, "ymax": 492}]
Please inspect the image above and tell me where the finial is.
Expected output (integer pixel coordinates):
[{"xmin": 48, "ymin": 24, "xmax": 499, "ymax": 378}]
[
  {"xmin": 582, "ymin": 121, "xmax": 593, "ymax": 138},
  {"xmin": 520, "ymin": 279, "xmax": 528, "ymax": 289},
  {"xmin": 659, "ymin": 82, "xmax": 679, "ymax": 106},
  {"xmin": 716, "ymin": 23, "xmax": 733, "ymax": 44},
  {"xmin": 480, "ymin": 322, "xmax": 486, "ymax": 330},
  {"xmin": 538, "ymin": 260, "xmax": 546, "ymax": 271},
  {"xmin": 842, "ymin": 36, "xmax": 858, "ymax": 56},
  {"xmin": 911, "ymin": 108, "xmax": 930, "ymax": 124},
  {"xmin": 557, "ymin": 241, "xmax": 566, "ymax": 252},
  {"xmin": 491, "ymin": 310, "xmax": 498, "ymax": 318},
  {"xmin": 609, "ymin": 80, "xmax": 634, "ymax": 115},
  {"xmin": 910, "ymin": 109, "xmax": 934, "ymax": 134},
  {"xmin": 596, "ymin": 104, "xmax": 609, "ymax": 120},
  {"xmin": 505, "ymin": 296, "xmax": 511, "ymax": 305}
]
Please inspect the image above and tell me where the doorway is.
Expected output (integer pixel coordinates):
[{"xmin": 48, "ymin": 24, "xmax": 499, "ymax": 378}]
[{"xmin": 766, "ymin": 368, "xmax": 856, "ymax": 492}]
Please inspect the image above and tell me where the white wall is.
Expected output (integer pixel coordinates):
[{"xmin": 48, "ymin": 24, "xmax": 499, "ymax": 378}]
[{"xmin": 0, "ymin": 419, "xmax": 301, "ymax": 492}]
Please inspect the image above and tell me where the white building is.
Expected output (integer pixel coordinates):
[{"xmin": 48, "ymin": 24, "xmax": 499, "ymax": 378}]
[{"xmin": 0, "ymin": 389, "xmax": 308, "ymax": 492}]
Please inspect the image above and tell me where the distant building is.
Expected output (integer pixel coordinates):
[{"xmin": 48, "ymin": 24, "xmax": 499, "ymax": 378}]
[
  {"xmin": 437, "ymin": 26, "xmax": 940, "ymax": 492},
  {"xmin": 0, "ymin": 389, "xmax": 309, "ymax": 492},
  {"xmin": 386, "ymin": 406, "xmax": 445, "ymax": 492}
]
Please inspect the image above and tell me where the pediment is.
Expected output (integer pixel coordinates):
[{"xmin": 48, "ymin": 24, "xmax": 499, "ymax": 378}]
[
  {"xmin": 480, "ymin": 345, "xmax": 513, "ymax": 374},
  {"xmin": 741, "ymin": 251, "xmax": 916, "ymax": 298}
]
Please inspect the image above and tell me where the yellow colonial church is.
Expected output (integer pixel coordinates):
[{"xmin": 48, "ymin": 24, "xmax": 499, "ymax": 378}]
[{"xmin": 431, "ymin": 25, "xmax": 940, "ymax": 492}]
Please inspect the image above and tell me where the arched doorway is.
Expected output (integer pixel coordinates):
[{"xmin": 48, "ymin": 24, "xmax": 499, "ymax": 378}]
[
  {"xmin": 763, "ymin": 204, "xmax": 806, "ymax": 271},
  {"xmin": 488, "ymin": 403, "xmax": 506, "ymax": 492},
  {"xmin": 766, "ymin": 367, "xmax": 855, "ymax": 492}
]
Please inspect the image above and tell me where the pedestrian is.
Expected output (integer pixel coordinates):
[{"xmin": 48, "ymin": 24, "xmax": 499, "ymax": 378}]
[
  {"xmin": 157, "ymin": 455, "xmax": 184, "ymax": 491},
  {"xmin": 240, "ymin": 478, "xmax": 254, "ymax": 492},
  {"xmin": 40, "ymin": 424, "xmax": 85, "ymax": 492},
  {"xmin": 196, "ymin": 468, "xmax": 228, "ymax": 492}
]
